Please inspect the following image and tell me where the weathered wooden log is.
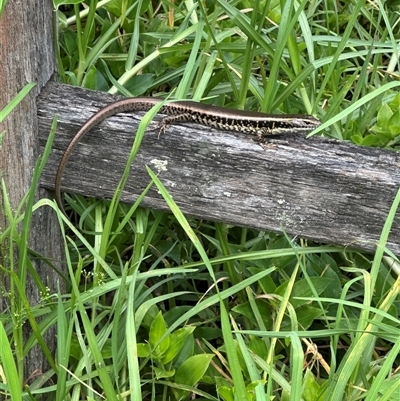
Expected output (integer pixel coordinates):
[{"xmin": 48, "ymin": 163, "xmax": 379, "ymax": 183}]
[{"xmin": 38, "ymin": 81, "xmax": 400, "ymax": 254}]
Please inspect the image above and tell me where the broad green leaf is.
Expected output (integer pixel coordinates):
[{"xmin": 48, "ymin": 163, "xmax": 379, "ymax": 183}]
[
  {"xmin": 246, "ymin": 380, "xmax": 266, "ymax": 400},
  {"xmin": 351, "ymin": 134, "xmax": 364, "ymax": 145},
  {"xmin": 376, "ymin": 103, "xmax": 393, "ymax": 127},
  {"xmin": 389, "ymin": 125, "xmax": 400, "ymax": 136},
  {"xmin": 174, "ymin": 354, "xmax": 214, "ymax": 400},
  {"xmin": 388, "ymin": 109, "xmax": 400, "ymax": 137},
  {"xmin": 161, "ymin": 327, "xmax": 195, "ymax": 364},
  {"xmin": 302, "ymin": 369, "xmax": 322, "ymax": 401},
  {"xmin": 173, "ymin": 330, "xmax": 195, "ymax": 368},
  {"xmin": 362, "ymin": 134, "xmax": 387, "ymax": 146},
  {"xmin": 295, "ymin": 306, "xmax": 325, "ymax": 330},
  {"xmin": 218, "ymin": 386, "xmax": 234, "ymax": 401},
  {"xmin": 232, "ymin": 299, "xmax": 273, "ymax": 328},
  {"xmin": 248, "ymin": 335, "xmax": 268, "ymax": 361},
  {"xmin": 82, "ymin": 65, "xmax": 98, "ymax": 90},
  {"xmin": 389, "ymin": 92, "xmax": 400, "ymax": 109},
  {"xmin": 149, "ymin": 311, "xmax": 170, "ymax": 358},
  {"xmin": 154, "ymin": 367, "xmax": 175, "ymax": 379},
  {"xmin": 276, "ymin": 277, "xmax": 333, "ymax": 308},
  {"xmin": 136, "ymin": 343, "xmax": 151, "ymax": 358}
]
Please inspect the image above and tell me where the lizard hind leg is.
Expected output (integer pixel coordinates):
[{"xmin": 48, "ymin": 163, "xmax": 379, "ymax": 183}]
[{"xmin": 157, "ymin": 113, "xmax": 193, "ymax": 137}]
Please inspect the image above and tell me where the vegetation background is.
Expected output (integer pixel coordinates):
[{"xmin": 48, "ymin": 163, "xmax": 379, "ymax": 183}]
[{"xmin": 1, "ymin": 0, "xmax": 400, "ymax": 400}]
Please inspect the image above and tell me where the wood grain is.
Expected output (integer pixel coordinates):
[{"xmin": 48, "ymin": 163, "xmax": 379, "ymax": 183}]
[
  {"xmin": 38, "ymin": 82, "xmax": 400, "ymax": 254},
  {"xmin": 0, "ymin": 0, "xmax": 63, "ymax": 382}
]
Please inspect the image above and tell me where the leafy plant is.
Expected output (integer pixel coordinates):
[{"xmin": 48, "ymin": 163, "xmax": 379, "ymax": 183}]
[{"xmin": 352, "ymin": 92, "xmax": 400, "ymax": 147}]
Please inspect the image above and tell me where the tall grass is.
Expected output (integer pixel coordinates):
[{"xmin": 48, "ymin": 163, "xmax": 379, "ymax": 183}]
[{"xmin": 1, "ymin": 1, "xmax": 400, "ymax": 400}]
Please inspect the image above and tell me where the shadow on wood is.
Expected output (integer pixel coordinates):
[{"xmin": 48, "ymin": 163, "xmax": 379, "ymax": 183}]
[{"xmin": 38, "ymin": 81, "xmax": 400, "ymax": 254}]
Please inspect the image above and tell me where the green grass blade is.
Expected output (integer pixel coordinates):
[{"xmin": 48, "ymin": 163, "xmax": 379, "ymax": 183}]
[
  {"xmin": 0, "ymin": 82, "xmax": 36, "ymax": 123},
  {"xmin": 0, "ymin": 320, "xmax": 22, "ymax": 399}
]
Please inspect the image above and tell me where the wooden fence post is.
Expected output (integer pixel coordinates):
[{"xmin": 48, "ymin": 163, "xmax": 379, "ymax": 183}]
[{"xmin": 0, "ymin": 0, "xmax": 64, "ymax": 383}]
